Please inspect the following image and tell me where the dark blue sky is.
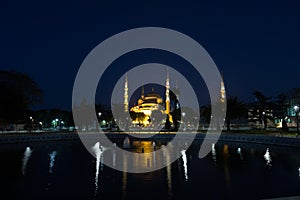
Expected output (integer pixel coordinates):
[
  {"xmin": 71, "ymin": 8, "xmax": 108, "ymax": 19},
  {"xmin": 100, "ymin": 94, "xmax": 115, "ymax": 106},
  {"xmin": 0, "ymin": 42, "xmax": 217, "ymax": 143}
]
[{"xmin": 1, "ymin": 0, "xmax": 300, "ymax": 110}]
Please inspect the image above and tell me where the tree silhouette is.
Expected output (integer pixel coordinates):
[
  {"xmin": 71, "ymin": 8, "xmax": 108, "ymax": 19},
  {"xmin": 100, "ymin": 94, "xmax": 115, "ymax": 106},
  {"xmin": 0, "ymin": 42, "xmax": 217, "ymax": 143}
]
[
  {"xmin": 275, "ymin": 93, "xmax": 289, "ymax": 118},
  {"xmin": 0, "ymin": 70, "xmax": 43, "ymax": 125},
  {"xmin": 275, "ymin": 93, "xmax": 289, "ymax": 131},
  {"xmin": 252, "ymin": 91, "xmax": 273, "ymax": 129},
  {"xmin": 169, "ymin": 89, "xmax": 181, "ymax": 131},
  {"xmin": 164, "ymin": 114, "xmax": 171, "ymax": 130},
  {"xmin": 151, "ymin": 110, "xmax": 164, "ymax": 126},
  {"xmin": 200, "ymin": 105, "xmax": 211, "ymax": 124},
  {"xmin": 226, "ymin": 96, "xmax": 247, "ymax": 131}
]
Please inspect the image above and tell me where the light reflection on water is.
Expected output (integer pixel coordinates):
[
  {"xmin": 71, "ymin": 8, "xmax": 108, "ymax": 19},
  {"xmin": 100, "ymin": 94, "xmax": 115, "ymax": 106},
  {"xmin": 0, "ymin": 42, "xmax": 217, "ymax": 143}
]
[
  {"xmin": 49, "ymin": 151, "xmax": 57, "ymax": 174},
  {"xmin": 162, "ymin": 144, "xmax": 172, "ymax": 198},
  {"xmin": 22, "ymin": 147, "xmax": 32, "ymax": 175},
  {"xmin": 264, "ymin": 148, "xmax": 272, "ymax": 166},
  {"xmin": 211, "ymin": 143, "xmax": 217, "ymax": 165},
  {"xmin": 122, "ymin": 153, "xmax": 128, "ymax": 200},
  {"xmin": 113, "ymin": 143, "xmax": 116, "ymax": 168},
  {"xmin": 181, "ymin": 149, "xmax": 188, "ymax": 181},
  {"xmin": 237, "ymin": 147, "xmax": 243, "ymax": 160},
  {"xmin": 87, "ymin": 140, "xmax": 298, "ymax": 199},
  {"xmin": 223, "ymin": 144, "xmax": 231, "ymax": 191},
  {"xmin": 91, "ymin": 142, "xmax": 105, "ymax": 195},
  {"xmin": 1, "ymin": 140, "xmax": 299, "ymax": 200}
]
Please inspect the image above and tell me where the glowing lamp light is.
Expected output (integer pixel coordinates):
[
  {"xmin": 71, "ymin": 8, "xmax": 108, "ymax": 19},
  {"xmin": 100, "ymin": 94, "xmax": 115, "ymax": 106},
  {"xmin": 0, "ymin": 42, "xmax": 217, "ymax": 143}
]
[{"xmin": 294, "ymin": 105, "xmax": 299, "ymax": 113}]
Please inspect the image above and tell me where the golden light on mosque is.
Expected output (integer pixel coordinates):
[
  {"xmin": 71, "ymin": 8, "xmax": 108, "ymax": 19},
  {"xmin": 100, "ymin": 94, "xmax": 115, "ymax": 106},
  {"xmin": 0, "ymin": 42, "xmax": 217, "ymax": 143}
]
[
  {"xmin": 124, "ymin": 71, "xmax": 173, "ymax": 127},
  {"xmin": 130, "ymin": 87, "xmax": 166, "ymax": 126},
  {"xmin": 122, "ymin": 70, "xmax": 225, "ymax": 128}
]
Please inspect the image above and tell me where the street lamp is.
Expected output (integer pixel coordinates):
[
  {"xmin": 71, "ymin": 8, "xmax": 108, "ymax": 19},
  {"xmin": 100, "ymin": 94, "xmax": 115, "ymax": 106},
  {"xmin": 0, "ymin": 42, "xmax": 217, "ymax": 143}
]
[
  {"xmin": 39, "ymin": 121, "xmax": 43, "ymax": 130},
  {"xmin": 29, "ymin": 116, "xmax": 34, "ymax": 130},
  {"xmin": 262, "ymin": 111, "xmax": 266, "ymax": 130},
  {"xmin": 294, "ymin": 105, "xmax": 299, "ymax": 135}
]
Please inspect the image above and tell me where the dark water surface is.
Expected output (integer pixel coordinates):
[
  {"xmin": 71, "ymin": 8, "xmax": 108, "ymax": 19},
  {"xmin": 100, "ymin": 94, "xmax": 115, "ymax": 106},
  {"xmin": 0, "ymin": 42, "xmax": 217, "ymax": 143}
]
[{"xmin": 0, "ymin": 138, "xmax": 299, "ymax": 200}]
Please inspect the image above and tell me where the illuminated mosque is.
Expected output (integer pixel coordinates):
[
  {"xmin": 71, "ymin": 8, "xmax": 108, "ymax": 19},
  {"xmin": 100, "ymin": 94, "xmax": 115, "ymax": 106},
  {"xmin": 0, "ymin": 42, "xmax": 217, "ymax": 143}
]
[
  {"xmin": 123, "ymin": 72, "xmax": 173, "ymax": 126},
  {"xmin": 123, "ymin": 72, "xmax": 226, "ymax": 127}
]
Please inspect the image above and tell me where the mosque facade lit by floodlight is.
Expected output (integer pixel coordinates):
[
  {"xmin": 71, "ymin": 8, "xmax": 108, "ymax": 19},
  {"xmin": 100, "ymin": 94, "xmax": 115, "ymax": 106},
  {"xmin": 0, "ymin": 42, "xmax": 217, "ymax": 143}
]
[{"xmin": 124, "ymin": 71, "xmax": 172, "ymax": 126}]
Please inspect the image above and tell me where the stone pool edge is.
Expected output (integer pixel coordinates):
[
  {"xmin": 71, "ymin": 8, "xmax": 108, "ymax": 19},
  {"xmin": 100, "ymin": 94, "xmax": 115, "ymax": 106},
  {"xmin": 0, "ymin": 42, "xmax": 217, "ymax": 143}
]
[{"xmin": 0, "ymin": 132, "xmax": 299, "ymax": 148}]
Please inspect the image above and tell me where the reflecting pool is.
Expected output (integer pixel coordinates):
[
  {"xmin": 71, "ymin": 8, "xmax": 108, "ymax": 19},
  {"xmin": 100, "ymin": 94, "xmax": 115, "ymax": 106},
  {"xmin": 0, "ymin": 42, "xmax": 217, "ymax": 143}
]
[{"xmin": 0, "ymin": 138, "xmax": 299, "ymax": 200}]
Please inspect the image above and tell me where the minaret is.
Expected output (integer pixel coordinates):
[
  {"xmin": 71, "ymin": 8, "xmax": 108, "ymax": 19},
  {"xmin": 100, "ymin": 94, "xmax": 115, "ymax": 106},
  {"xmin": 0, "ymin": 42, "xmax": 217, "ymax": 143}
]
[
  {"xmin": 175, "ymin": 80, "xmax": 180, "ymax": 109},
  {"xmin": 124, "ymin": 73, "xmax": 128, "ymax": 112},
  {"xmin": 141, "ymin": 86, "xmax": 144, "ymax": 99},
  {"xmin": 220, "ymin": 73, "xmax": 226, "ymax": 103},
  {"xmin": 175, "ymin": 80, "xmax": 179, "ymax": 101},
  {"xmin": 165, "ymin": 69, "xmax": 170, "ymax": 115}
]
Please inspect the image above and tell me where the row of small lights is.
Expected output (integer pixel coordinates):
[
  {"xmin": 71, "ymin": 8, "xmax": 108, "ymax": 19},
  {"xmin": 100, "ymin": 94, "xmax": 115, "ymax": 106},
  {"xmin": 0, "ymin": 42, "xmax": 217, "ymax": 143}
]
[
  {"xmin": 29, "ymin": 116, "xmax": 43, "ymax": 126},
  {"xmin": 29, "ymin": 116, "xmax": 65, "ymax": 128}
]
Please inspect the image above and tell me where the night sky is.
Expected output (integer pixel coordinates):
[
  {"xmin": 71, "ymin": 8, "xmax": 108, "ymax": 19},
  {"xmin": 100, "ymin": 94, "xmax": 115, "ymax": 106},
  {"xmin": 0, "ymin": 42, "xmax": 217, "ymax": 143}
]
[{"xmin": 1, "ymin": 0, "xmax": 300, "ymax": 110}]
